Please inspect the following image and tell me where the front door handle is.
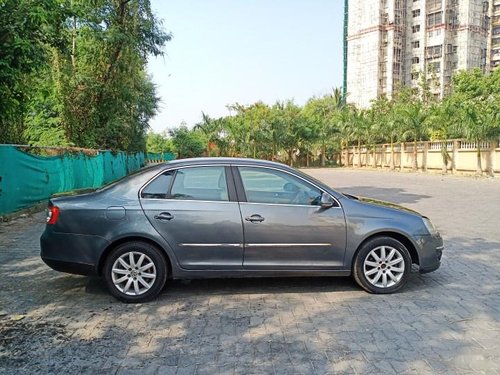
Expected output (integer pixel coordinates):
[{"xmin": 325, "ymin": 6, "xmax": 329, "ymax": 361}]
[
  {"xmin": 245, "ymin": 214, "xmax": 265, "ymax": 223},
  {"xmin": 154, "ymin": 212, "xmax": 174, "ymax": 221}
]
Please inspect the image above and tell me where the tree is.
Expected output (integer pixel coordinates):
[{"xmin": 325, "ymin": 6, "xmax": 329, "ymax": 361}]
[
  {"xmin": 275, "ymin": 101, "xmax": 309, "ymax": 166},
  {"xmin": 369, "ymin": 95, "xmax": 394, "ymax": 168},
  {"xmin": 169, "ymin": 125, "xmax": 205, "ymax": 159},
  {"xmin": 0, "ymin": 0, "xmax": 170, "ymax": 151},
  {"xmin": 226, "ymin": 101, "xmax": 280, "ymax": 160},
  {"xmin": 448, "ymin": 69, "xmax": 500, "ymax": 175},
  {"xmin": 396, "ymin": 88, "xmax": 430, "ymax": 171},
  {"xmin": 0, "ymin": 0, "xmax": 67, "ymax": 143},
  {"xmin": 427, "ymin": 98, "xmax": 458, "ymax": 173},
  {"xmin": 146, "ymin": 131, "xmax": 173, "ymax": 154},
  {"xmin": 303, "ymin": 89, "xmax": 343, "ymax": 166},
  {"xmin": 59, "ymin": 0, "xmax": 171, "ymax": 151},
  {"xmin": 211, "ymin": 117, "xmax": 233, "ymax": 157},
  {"xmin": 194, "ymin": 112, "xmax": 222, "ymax": 155},
  {"xmin": 347, "ymin": 106, "xmax": 368, "ymax": 168},
  {"xmin": 338, "ymin": 106, "xmax": 354, "ymax": 167}
]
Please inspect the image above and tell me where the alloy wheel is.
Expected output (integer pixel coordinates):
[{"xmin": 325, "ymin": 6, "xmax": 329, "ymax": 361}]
[
  {"xmin": 363, "ymin": 246, "xmax": 405, "ymax": 288},
  {"xmin": 111, "ymin": 251, "xmax": 157, "ymax": 296}
]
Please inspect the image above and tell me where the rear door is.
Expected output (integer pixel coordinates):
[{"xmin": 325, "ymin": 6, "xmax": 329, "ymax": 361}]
[
  {"xmin": 234, "ymin": 166, "xmax": 346, "ymax": 269},
  {"xmin": 140, "ymin": 165, "xmax": 244, "ymax": 269}
]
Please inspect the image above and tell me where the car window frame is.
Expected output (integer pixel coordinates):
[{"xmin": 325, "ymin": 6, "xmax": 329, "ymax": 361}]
[
  {"xmin": 232, "ymin": 165, "xmax": 340, "ymax": 208},
  {"xmin": 139, "ymin": 165, "xmax": 238, "ymax": 203}
]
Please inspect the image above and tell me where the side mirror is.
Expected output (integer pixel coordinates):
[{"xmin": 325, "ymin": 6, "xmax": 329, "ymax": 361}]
[{"xmin": 320, "ymin": 192, "xmax": 334, "ymax": 208}]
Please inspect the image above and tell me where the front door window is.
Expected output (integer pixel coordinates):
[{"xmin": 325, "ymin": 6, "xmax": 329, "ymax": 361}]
[{"xmin": 238, "ymin": 167, "xmax": 322, "ymax": 206}]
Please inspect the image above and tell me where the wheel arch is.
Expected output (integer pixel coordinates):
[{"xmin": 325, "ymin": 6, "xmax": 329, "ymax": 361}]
[
  {"xmin": 98, "ymin": 236, "xmax": 173, "ymax": 278},
  {"xmin": 352, "ymin": 231, "xmax": 420, "ymax": 269}
]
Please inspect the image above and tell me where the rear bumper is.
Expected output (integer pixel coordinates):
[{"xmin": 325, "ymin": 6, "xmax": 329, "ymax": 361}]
[
  {"xmin": 40, "ymin": 228, "xmax": 109, "ymax": 276},
  {"xmin": 415, "ymin": 234, "xmax": 443, "ymax": 274},
  {"xmin": 41, "ymin": 258, "xmax": 95, "ymax": 276}
]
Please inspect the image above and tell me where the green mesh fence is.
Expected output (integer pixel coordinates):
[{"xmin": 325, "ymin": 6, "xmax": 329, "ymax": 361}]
[
  {"xmin": 146, "ymin": 152, "xmax": 176, "ymax": 163},
  {"xmin": 0, "ymin": 145, "xmax": 146, "ymax": 215}
]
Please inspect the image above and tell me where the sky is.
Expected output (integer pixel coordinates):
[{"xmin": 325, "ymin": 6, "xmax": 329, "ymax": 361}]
[{"xmin": 147, "ymin": 0, "xmax": 344, "ymax": 132}]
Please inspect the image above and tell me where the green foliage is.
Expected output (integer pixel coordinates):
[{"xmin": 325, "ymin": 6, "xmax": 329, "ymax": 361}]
[
  {"xmin": 22, "ymin": 57, "xmax": 69, "ymax": 147},
  {"xmin": 169, "ymin": 125, "xmax": 206, "ymax": 159},
  {"xmin": 146, "ymin": 131, "xmax": 173, "ymax": 154},
  {"xmin": 444, "ymin": 69, "xmax": 500, "ymax": 173},
  {"xmin": 0, "ymin": 0, "xmax": 170, "ymax": 151},
  {"xmin": 0, "ymin": 0, "xmax": 67, "ymax": 143},
  {"xmin": 303, "ymin": 89, "xmax": 343, "ymax": 166},
  {"xmin": 449, "ymin": 69, "xmax": 500, "ymax": 143},
  {"xmin": 158, "ymin": 69, "xmax": 498, "ymax": 169},
  {"xmin": 2, "ymin": 1, "xmax": 496, "ymax": 166}
]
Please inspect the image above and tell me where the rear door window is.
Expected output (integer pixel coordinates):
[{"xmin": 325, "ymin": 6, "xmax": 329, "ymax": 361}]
[{"xmin": 170, "ymin": 166, "xmax": 229, "ymax": 202}]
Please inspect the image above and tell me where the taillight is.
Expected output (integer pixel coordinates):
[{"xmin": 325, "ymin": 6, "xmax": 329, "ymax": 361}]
[{"xmin": 47, "ymin": 206, "xmax": 60, "ymax": 225}]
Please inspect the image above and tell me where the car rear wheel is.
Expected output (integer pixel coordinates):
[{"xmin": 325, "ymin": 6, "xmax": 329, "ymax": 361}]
[
  {"xmin": 353, "ymin": 236, "xmax": 411, "ymax": 294},
  {"xmin": 104, "ymin": 242, "xmax": 167, "ymax": 303}
]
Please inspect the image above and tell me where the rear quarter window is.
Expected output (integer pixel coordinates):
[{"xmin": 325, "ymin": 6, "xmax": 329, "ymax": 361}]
[{"xmin": 141, "ymin": 171, "xmax": 174, "ymax": 199}]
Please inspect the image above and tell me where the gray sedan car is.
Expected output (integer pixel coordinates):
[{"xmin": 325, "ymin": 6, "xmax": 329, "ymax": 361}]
[{"xmin": 41, "ymin": 157, "xmax": 443, "ymax": 302}]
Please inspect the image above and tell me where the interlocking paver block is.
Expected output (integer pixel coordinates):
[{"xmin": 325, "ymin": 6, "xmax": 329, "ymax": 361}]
[{"xmin": 0, "ymin": 169, "xmax": 499, "ymax": 374}]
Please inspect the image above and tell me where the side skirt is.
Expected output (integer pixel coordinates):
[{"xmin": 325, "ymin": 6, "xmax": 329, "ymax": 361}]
[{"xmin": 170, "ymin": 269, "xmax": 351, "ymax": 280}]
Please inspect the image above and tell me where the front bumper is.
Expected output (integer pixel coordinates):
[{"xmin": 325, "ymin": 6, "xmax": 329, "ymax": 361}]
[
  {"xmin": 40, "ymin": 228, "xmax": 110, "ymax": 276},
  {"xmin": 415, "ymin": 233, "xmax": 443, "ymax": 274}
]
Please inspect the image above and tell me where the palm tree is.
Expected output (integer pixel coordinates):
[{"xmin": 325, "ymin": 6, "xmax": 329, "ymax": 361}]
[
  {"xmin": 338, "ymin": 107, "xmax": 353, "ymax": 167},
  {"xmin": 385, "ymin": 112, "xmax": 404, "ymax": 170},
  {"xmin": 400, "ymin": 100, "xmax": 429, "ymax": 171},
  {"xmin": 365, "ymin": 109, "xmax": 379, "ymax": 168},
  {"xmin": 303, "ymin": 88, "xmax": 343, "ymax": 167},
  {"xmin": 280, "ymin": 101, "xmax": 305, "ymax": 166},
  {"xmin": 457, "ymin": 98, "xmax": 499, "ymax": 175},
  {"xmin": 367, "ymin": 96, "xmax": 392, "ymax": 168},
  {"xmin": 428, "ymin": 100, "xmax": 455, "ymax": 173},
  {"xmin": 348, "ymin": 107, "xmax": 368, "ymax": 168},
  {"xmin": 449, "ymin": 69, "xmax": 500, "ymax": 176},
  {"xmin": 194, "ymin": 112, "xmax": 220, "ymax": 155}
]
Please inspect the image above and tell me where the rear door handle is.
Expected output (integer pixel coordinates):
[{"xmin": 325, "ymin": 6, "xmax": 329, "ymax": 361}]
[
  {"xmin": 154, "ymin": 212, "xmax": 174, "ymax": 221},
  {"xmin": 245, "ymin": 214, "xmax": 265, "ymax": 223}
]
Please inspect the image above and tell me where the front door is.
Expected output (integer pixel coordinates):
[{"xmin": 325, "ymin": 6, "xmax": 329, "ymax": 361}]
[
  {"xmin": 235, "ymin": 166, "xmax": 346, "ymax": 269},
  {"xmin": 140, "ymin": 166, "xmax": 244, "ymax": 269}
]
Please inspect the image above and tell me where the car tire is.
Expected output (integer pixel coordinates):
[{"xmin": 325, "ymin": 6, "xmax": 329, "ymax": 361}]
[
  {"xmin": 103, "ymin": 241, "xmax": 167, "ymax": 303},
  {"xmin": 353, "ymin": 236, "xmax": 411, "ymax": 294}
]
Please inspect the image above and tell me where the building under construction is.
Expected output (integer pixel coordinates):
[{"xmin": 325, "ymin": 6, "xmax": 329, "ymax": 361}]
[
  {"xmin": 344, "ymin": 0, "xmax": 498, "ymax": 108},
  {"xmin": 488, "ymin": 0, "xmax": 500, "ymax": 69}
]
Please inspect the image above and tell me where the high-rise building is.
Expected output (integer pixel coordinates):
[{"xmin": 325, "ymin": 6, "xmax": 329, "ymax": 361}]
[
  {"xmin": 488, "ymin": 0, "xmax": 500, "ymax": 70},
  {"xmin": 344, "ymin": 0, "xmax": 494, "ymax": 108}
]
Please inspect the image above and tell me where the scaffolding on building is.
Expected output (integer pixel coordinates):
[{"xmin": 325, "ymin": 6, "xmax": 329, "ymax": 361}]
[{"xmin": 343, "ymin": 0, "xmax": 349, "ymax": 103}]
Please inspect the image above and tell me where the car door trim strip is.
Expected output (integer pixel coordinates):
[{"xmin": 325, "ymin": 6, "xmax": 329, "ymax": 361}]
[
  {"xmin": 178, "ymin": 243, "xmax": 332, "ymax": 248},
  {"xmin": 178, "ymin": 243, "xmax": 243, "ymax": 247},
  {"xmin": 245, "ymin": 243, "xmax": 332, "ymax": 247}
]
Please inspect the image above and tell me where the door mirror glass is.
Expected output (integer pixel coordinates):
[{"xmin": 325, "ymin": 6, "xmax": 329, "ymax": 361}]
[{"xmin": 320, "ymin": 192, "xmax": 334, "ymax": 208}]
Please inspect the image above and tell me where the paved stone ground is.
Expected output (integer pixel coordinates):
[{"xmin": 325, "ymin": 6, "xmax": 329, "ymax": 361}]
[{"xmin": 0, "ymin": 168, "xmax": 499, "ymax": 374}]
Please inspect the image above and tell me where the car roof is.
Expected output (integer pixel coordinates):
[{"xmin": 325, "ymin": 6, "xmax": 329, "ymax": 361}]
[{"xmin": 160, "ymin": 157, "xmax": 290, "ymax": 169}]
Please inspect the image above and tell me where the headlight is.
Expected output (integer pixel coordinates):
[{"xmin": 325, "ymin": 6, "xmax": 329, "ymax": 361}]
[{"xmin": 422, "ymin": 217, "xmax": 438, "ymax": 235}]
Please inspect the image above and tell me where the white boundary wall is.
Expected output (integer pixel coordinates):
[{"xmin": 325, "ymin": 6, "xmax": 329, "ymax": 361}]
[{"xmin": 342, "ymin": 139, "xmax": 500, "ymax": 175}]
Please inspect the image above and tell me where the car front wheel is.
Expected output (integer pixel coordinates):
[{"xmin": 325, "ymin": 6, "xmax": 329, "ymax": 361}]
[
  {"xmin": 104, "ymin": 241, "xmax": 167, "ymax": 303},
  {"xmin": 353, "ymin": 236, "xmax": 411, "ymax": 294}
]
